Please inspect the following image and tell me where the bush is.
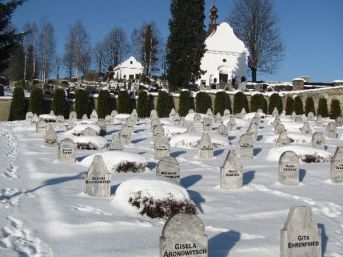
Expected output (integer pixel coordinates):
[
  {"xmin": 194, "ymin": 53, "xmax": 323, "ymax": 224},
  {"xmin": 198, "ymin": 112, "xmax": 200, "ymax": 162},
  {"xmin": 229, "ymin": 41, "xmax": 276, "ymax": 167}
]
[
  {"xmin": 233, "ymin": 91, "xmax": 249, "ymax": 114},
  {"xmin": 178, "ymin": 90, "xmax": 191, "ymax": 116},
  {"xmin": 317, "ymin": 98, "xmax": 329, "ymax": 117},
  {"xmin": 117, "ymin": 90, "xmax": 130, "ymax": 114},
  {"xmin": 51, "ymin": 88, "xmax": 66, "ymax": 116},
  {"xmin": 301, "ymin": 154, "xmax": 327, "ymax": 163},
  {"xmin": 285, "ymin": 96, "xmax": 294, "ymax": 115},
  {"xmin": 137, "ymin": 90, "xmax": 150, "ymax": 118},
  {"xmin": 195, "ymin": 92, "xmax": 212, "ymax": 114},
  {"xmin": 75, "ymin": 89, "xmax": 88, "ymax": 119},
  {"xmin": 129, "ymin": 191, "xmax": 197, "ymax": 219},
  {"xmin": 268, "ymin": 93, "xmax": 283, "ymax": 114},
  {"xmin": 294, "ymin": 96, "xmax": 304, "ymax": 115},
  {"xmin": 156, "ymin": 90, "xmax": 171, "ymax": 117},
  {"xmin": 330, "ymin": 99, "xmax": 341, "ymax": 119},
  {"xmin": 214, "ymin": 91, "xmax": 231, "ymax": 115},
  {"xmin": 9, "ymin": 86, "xmax": 26, "ymax": 121},
  {"xmin": 97, "ymin": 89, "xmax": 111, "ymax": 118},
  {"xmin": 116, "ymin": 161, "xmax": 145, "ymax": 173},
  {"xmin": 250, "ymin": 94, "xmax": 267, "ymax": 113},
  {"xmin": 304, "ymin": 97, "xmax": 315, "ymax": 115},
  {"xmin": 29, "ymin": 86, "xmax": 44, "ymax": 115}
]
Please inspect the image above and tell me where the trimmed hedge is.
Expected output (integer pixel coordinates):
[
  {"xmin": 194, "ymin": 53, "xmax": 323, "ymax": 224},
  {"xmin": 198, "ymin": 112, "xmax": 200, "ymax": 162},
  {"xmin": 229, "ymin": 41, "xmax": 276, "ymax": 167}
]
[
  {"xmin": 304, "ymin": 97, "xmax": 315, "ymax": 115},
  {"xmin": 195, "ymin": 92, "xmax": 212, "ymax": 114},
  {"xmin": 9, "ymin": 86, "xmax": 26, "ymax": 121},
  {"xmin": 250, "ymin": 94, "xmax": 267, "ymax": 113},
  {"xmin": 178, "ymin": 90, "xmax": 191, "ymax": 116},
  {"xmin": 214, "ymin": 91, "xmax": 231, "ymax": 115},
  {"xmin": 285, "ymin": 96, "xmax": 294, "ymax": 115},
  {"xmin": 97, "ymin": 89, "xmax": 111, "ymax": 118},
  {"xmin": 117, "ymin": 90, "xmax": 130, "ymax": 114},
  {"xmin": 294, "ymin": 96, "xmax": 304, "ymax": 115},
  {"xmin": 330, "ymin": 99, "xmax": 342, "ymax": 119},
  {"xmin": 51, "ymin": 88, "xmax": 66, "ymax": 116},
  {"xmin": 317, "ymin": 98, "xmax": 329, "ymax": 117},
  {"xmin": 156, "ymin": 90, "xmax": 171, "ymax": 117},
  {"xmin": 29, "ymin": 86, "xmax": 44, "ymax": 115},
  {"xmin": 268, "ymin": 93, "xmax": 283, "ymax": 114},
  {"xmin": 233, "ymin": 91, "xmax": 249, "ymax": 114},
  {"xmin": 75, "ymin": 89, "xmax": 88, "ymax": 119},
  {"xmin": 137, "ymin": 90, "xmax": 150, "ymax": 118}
]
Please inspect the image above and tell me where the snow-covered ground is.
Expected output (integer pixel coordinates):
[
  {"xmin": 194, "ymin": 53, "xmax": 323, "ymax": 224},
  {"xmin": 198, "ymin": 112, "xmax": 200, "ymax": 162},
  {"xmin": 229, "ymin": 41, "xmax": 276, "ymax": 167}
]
[{"xmin": 0, "ymin": 113, "xmax": 342, "ymax": 257}]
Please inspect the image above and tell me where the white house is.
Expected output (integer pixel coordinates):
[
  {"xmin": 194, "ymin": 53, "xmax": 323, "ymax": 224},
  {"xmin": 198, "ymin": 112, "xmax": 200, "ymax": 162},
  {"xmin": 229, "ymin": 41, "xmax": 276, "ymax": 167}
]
[
  {"xmin": 197, "ymin": 4, "xmax": 249, "ymax": 88},
  {"xmin": 113, "ymin": 56, "xmax": 144, "ymax": 81}
]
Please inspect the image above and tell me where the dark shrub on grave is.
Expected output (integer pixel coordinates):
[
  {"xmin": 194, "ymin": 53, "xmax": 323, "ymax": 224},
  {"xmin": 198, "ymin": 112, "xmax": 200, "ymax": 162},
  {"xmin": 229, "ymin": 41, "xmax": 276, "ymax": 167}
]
[
  {"xmin": 137, "ymin": 90, "xmax": 150, "ymax": 118},
  {"xmin": 117, "ymin": 90, "xmax": 130, "ymax": 114},
  {"xmin": 29, "ymin": 86, "xmax": 44, "ymax": 115},
  {"xmin": 294, "ymin": 96, "xmax": 304, "ymax": 115},
  {"xmin": 233, "ymin": 91, "xmax": 249, "ymax": 114},
  {"xmin": 0, "ymin": 85, "xmax": 4, "ymax": 96},
  {"xmin": 97, "ymin": 89, "xmax": 111, "ymax": 118},
  {"xmin": 129, "ymin": 192, "xmax": 197, "ymax": 219},
  {"xmin": 305, "ymin": 96, "xmax": 315, "ymax": 115},
  {"xmin": 268, "ymin": 93, "xmax": 283, "ymax": 114},
  {"xmin": 285, "ymin": 96, "xmax": 294, "ymax": 115},
  {"xmin": 301, "ymin": 154, "xmax": 326, "ymax": 163},
  {"xmin": 157, "ymin": 90, "xmax": 171, "ymax": 117},
  {"xmin": 76, "ymin": 142, "xmax": 98, "ymax": 150},
  {"xmin": 196, "ymin": 91, "xmax": 212, "ymax": 114},
  {"xmin": 178, "ymin": 90, "xmax": 191, "ymax": 116},
  {"xmin": 317, "ymin": 98, "xmax": 329, "ymax": 117},
  {"xmin": 330, "ymin": 99, "xmax": 342, "ymax": 119},
  {"xmin": 116, "ymin": 161, "xmax": 145, "ymax": 173},
  {"xmin": 9, "ymin": 86, "xmax": 26, "ymax": 120},
  {"xmin": 250, "ymin": 94, "xmax": 267, "ymax": 113},
  {"xmin": 75, "ymin": 89, "xmax": 88, "ymax": 119},
  {"xmin": 51, "ymin": 88, "xmax": 66, "ymax": 116},
  {"xmin": 214, "ymin": 91, "xmax": 231, "ymax": 115}
]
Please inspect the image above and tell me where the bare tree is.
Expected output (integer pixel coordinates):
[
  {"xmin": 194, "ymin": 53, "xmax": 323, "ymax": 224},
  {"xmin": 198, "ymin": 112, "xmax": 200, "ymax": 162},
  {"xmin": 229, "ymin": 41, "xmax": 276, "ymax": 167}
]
[
  {"xmin": 93, "ymin": 41, "xmax": 106, "ymax": 75},
  {"xmin": 228, "ymin": 0, "xmax": 284, "ymax": 82},
  {"xmin": 131, "ymin": 21, "xmax": 161, "ymax": 77},
  {"xmin": 23, "ymin": 22, "xmax": 38, "ymax": 80},
  {"xmin": 103, "ymin": 26, "xmax": 128, "ymax": 68}
]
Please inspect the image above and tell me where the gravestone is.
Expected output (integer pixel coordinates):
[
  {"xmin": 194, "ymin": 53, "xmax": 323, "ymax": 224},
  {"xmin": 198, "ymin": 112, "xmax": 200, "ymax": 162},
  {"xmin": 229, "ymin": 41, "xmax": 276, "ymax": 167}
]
[
  {"xmin": 281, "ymin": 206, "xmax": 322, "ymax": 257},
  {"xmin": 291, "ymin": 111, "xmax": 296, "ymax": 120},
  {"xmin": 206, "ymin": 108, "xmax": 213, "ymax": 116},
  {"xmin": 31, "ymin": 114, "xmax": 39, "ymax": 124},
  {"xmin": 278, "ymin": 151, "xmax": 299, "ymax": 186},
  {"xmin": 36, "ymin": 119, "xmax": 46, "ymax": 135},
  {"xmin": 187, "ymin": 123, "xmax": 196, "ymax": 133},
  {"xmin": 67, "ymin": 119, "xmax": 76, "ymax": 130},
  {"xmin": 227, "ymin": 117, "xmax": 237, "ymax": 131},
  {"xmin": 330, "ymin": 146, "xmax": 343, "ymax": 183},
  {"xmin": 150, "ymin": 109, "xmax": 158, "ymax": 119},
  {"xmin": 307, "ymin": 112, "xmax": 315, "ymax": 121},
  {"xmin": 220, "ymin": 151, "xmax": 243, "ymax": 190},
  {"xmin": 160, "ymin": 213, "xmax": 208, "ymax": 257},
  {"xmin": 236, "ymin": 108, "xmax": 246, "ymax": 119},
  {"xmin": 156, "ymin": 156, "xmax": 180, "ymax": 181},
  {"xmin": 275, "ymin": 123, "xmax": 287, "ymax": 134},
  {"xmin": 81, "ymin": 114, "xmax": 88, "ymax": 120},
  {"xmin": 58, "ymin": 138, "xmax": 75, "ymax": 163},
  {"xmin": 272, "ymin": 107, "xmax": 279, "ymax": 117},
  {"xmin": 105, "ymin": 115, "xmax": 113, "ymax": 126},
  {"xmin": 69, "ymin": 111, "xmax": 77, "ymax": 120},
  {"xmin": 215, "ymin": 113, "xmax": 222, "ymax": 124},
  {"xmin": 295, "ymin": 116, "xmax": 303, "ymax": 122},
  {"xmin": 194, "ymin": 113, "xmax": 202, "ymax": 123},
  {"xmin": 223, "ymin": 109, "xmax": 230, "ymax": 117},
  {"xmin": 277, "ymin": 131, "xmax": 293, "ymax": 146},
  {"xmin": 169, "ymin": 108, "xmax": 176, "ymax": 119},
  {"xmin": 300, "ymin": 121, "xmax": 312, "ymax": 134},
  {"xmin": 44, "ymin": 125, "xmax": 58, "ymax": 146},
  {"xmin": 251, "ymin": 116, "xmax": 260, "ymax": 127},
  {"xmin": 247, "ymin": 123, "xmax": 258, "ymax": 141},
  {"xmin": 203, "ymin": 117, "xmax": 213, "ymax": 132},
  {"xmin": 49, "ymin": 110, "xmax": 55, "ymax": 116},
  {"xmin": 120, "ymin": 125, "xmax": 131, "ymax": 145},
  {"xmin": 96, "ymin": 119, "xmax": 107, "ymax": 136},
  {"xmin": 81, "ymin": 127, "xmax": 98, "ymax": 136},
  {"xmin": 85, "ymin": 155, "xmax": 111, "ymax": 197},
  {"xmin": 273, "ymin": 115, "xmax": 281, "ymax": 127},
  {"xmin": 154, "ymin": 135, "xmax": 170, "ymax": 160},
  {"xmin": 131, "ymin": 109, "xmax": 138, "ymax": 121},
  {"xmin": 239, "ymin": 134, "xmax": 254, "ymax": 159},
  {"xmin": 151, "ymin": 118, "xmax": 162, "ymax": 130},
  {"xmin": 188, "ymin": 109, "xmax": 195, "ymax": 115},
  {"xmin": 315, "ymin": 115, "xmax": 323, "ymax": 127},
  {"xmin": 153, "ymin": 125, "xmax": 165, "ymax": 137},
  {"xmin": 111, "ymin": 110, "xmax": 118, "ymax": 118},
  {"xmin": 56, "ymin": 115, "xmax": 64, "ymax": 123},
  {"xmin": 108, "ymin": 133, "xmax": 123, "ymax": 151},
  {"xmin": 326, "ymin": 122, "xmax": 337, "ymax": 138},
  {"xmin": 26, "ymin": 112, "xmax": 33, "ymax": 122},
  {"xmin": 198, "ymin": 133, "xmax": 213, "ymax": 159},
  {"xmin": 311, "ymin": 132, "xmax": 325, "ymax": 150},
  {"xmin": 173, "ymin": 113, "xmax": 181, "ymax": 123},
  {"xmin": 218, "ymin": 124, "xmax": 228, "ymax": 136},
  {"xmin": 335, "ymin": 116, "xmax": 343, "ymax": 127},
  {"xmin": 90, "ymin": 110, "xmax": 98, "ymax": 121},
  {"xmin": 126, "ymin": 117, "xmax": 136, "ymax": 133}
]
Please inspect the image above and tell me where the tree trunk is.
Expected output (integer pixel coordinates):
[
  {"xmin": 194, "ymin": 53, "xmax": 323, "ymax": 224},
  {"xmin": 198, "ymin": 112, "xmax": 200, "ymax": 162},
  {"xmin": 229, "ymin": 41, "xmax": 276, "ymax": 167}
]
[{"xmin": 251, "ymin": 67, "xmax": 257, "ymax": 82}]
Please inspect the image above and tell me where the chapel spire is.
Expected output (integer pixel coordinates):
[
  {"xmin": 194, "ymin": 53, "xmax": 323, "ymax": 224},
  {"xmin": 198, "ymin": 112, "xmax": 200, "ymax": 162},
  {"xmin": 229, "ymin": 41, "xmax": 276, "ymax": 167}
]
[{"xmin": 208, "ymin": 0, "xmax": 218, "ymax": 35}]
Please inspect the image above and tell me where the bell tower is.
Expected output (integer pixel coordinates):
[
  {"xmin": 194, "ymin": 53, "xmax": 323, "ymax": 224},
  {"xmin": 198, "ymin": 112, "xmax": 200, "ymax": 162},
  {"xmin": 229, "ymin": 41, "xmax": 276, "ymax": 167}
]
[{"xmin": 208, "ymin": 0, "xmax": 218, "ymax": 35}]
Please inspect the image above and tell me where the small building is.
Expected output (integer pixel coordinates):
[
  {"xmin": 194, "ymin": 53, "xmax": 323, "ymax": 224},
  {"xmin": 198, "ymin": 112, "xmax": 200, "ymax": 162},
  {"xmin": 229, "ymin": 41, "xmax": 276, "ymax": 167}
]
[{"xmin": 113, "ymin": 56, "xmax": 143, "ymax": 82}]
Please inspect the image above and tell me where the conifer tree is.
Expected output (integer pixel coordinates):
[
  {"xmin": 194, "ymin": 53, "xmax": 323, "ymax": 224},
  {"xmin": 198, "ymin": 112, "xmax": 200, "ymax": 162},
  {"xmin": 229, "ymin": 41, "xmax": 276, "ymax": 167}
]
[
  {"xmin": 250, "ymin": 94, "xmax": 267, "ymax": 113},
  {"xmin": 97, "ymin": 89, "xmax": 111, "ymax": 118},
  {"xmin": 51, "ymin": 88, "xmax": 66, "ymax": 116},
  {"xmin": 317, "ymin": 98, "xmax": 328, "ymax": 117},
  {"xmin": 75, "ymin": 89, "xmax": 88, "ymax": 119},
  {"xmin": 214, "ymin": 91, "xmax": 230, "ymax": 115},
  {"xmin": 196, "ymin": 92, "xmax": 212, "ymax": 114},
  {"xmin": 156, "ymin": 91, "xmax": 171, "ymax": 117},
  {"xmin": 268, "ymin": 93, "xmax": 283, "ymax": 114},
  {"xmin": 233, "ymin": 91, "xmax": 249, "ymax": 114},
  {"xmin": 117, "ymin": 90, "xmax": 130, "ymax": 114},
  {"xmin": 137, "ymin": 90, "xmax": 150, "ymax": 118},
  {"xmin": 29, "ymin": 86, "xmax": 44, "ymax": 115},
  {"xmin": 285, "ymin": 96, "xmax": 294, "ymax": 115},
  {"xmin": 304, "ymin": 96, "xmax": 315, "ymax": 115},
  {"xmin": 330, "ymin": 99, "xmax": 341, "ymax": 119},
  {"xmin": 293, "ymin": 96, "xmax": 304, "ymax": 115},
  {"xmin": 9, "ymin": 86, "xmax": 26, "ymax": 120},
  {"xmin": 178, "ymin": 90, "xmax": 191, "ymax": 116}
]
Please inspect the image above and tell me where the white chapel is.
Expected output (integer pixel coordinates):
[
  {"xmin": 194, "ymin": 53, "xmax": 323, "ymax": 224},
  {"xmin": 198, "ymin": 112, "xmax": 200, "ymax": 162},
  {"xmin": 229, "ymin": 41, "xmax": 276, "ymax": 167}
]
[{"xmin": 113, "ymin": 56, "xmax": 144, "ymax": 81}]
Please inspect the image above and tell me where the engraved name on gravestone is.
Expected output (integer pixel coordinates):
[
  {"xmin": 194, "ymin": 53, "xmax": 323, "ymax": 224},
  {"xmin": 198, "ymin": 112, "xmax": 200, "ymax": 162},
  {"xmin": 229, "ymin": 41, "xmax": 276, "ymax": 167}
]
[
  {"xmin": 281, "ymin": 206, "xmax": 322, "ymax": 257},
  {"xmin": 58, "ymin": 138, "xmax": 75, "ymax": 163},
  {"xmin": 203, "ymin": 117, "xmax": 213, "ymax": 132},
  {"xmin": 160, "ymin": 213, "xmax": 208, "ymax": 257},
  {"xmin": 277, "ymin": 131, "xmax": 293, "ymax": 146},
  {"xmin": 26, "ymin": 112, "xmax": 33, "ymax": 122},
  {"xmin": 239, "ymin": 134, "xmax": 254, "ymax": 159},
  {"xmin": 194, "ymin": 113, "xmax": 202, "ymax": 123},
  {"xmin": 120, "ymin": 125, "xmax": 131, "ymax": 145},
  {"xmin": 220, "ymin": 151, "xmax": 243, "ymax": 190},
  {"xmin": 36, "ymin": 119, "xmax": 46, "ymax": 135},
  {"xmin": 154, "ymin": 135, "xmax": 171, "ymax": 160},
  {"xmin": 311, "ymin": 132, "xmax": 325, "ymax": 150},
  {"xmin": 85, "ymin": 155, "xmax": 111, "ymax": 197},
  {"xmin": 301, "ymin": 121, "xmax": 312, "ymax": 134},
  {"xmin": 156, "ymin": 156, "xmax": 180, "ymax": 181},
  {"xmin": 330, "ymin": 146, "xmax": 343, "ymax": 183},
  {"xmin": 44, "ymin": 125, "xmax": 58, "ymax": 146},
  {"xmin": 108, "ymin": 133, "xmax": 123, "ymax": 151},
  {"xmin": 326, "ymin": 122, "xmax": 337, "ymax": 138},
  {"xmin": 198, "ymin": 133, "xmax": 213, "ymax": 159},
  {"xmin": 279, "ymin": 151, "xmax": 299, "ymax": 186},
  {"xmin": 218, "ymin": 124, "xmax": 228, "ymax": 136}
]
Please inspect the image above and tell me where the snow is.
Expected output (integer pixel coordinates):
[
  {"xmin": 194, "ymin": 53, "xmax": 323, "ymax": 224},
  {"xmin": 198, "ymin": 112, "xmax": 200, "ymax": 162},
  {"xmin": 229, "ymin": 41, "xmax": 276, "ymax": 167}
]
[
  {"xmin": 65, "ymin": 124, "xmax": 100, "ymax": 136},
  {"xmin": 71, "ymin": 136, "xmax": 107, "ymax": 149},
  {"xmin": 170, "ymin": 132, "xmax": 228, "ymax": 148}
]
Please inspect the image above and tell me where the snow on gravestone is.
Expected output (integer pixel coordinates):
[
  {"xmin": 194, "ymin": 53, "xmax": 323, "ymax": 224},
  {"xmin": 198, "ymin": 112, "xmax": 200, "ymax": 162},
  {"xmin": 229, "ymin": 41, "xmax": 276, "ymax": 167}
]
[
  {"xmin": 227, "ymin": 117, "xmax": 237, "ymax": 131},
  {"xmin": 120, "ymin": 125, "xmax": 131, "ymax": 145},
  {"xmin": 26, "ymin": 112, "xmax": 33, "ymax": 122},
  {"xmin": 198, "ymin": 133, "xmax": 213, "ymax": 159},
  {"xmin": 277, "ymin": 131, "xmax": 293, "ymax": 146},
  {"xmin": 280, "ymin": 206, "xmax": 322, "ymax": 257},
  {"xmin": 151, "ymin": 118, "xmax": 162, "ymax": 130},
  {"xmin": 90, "ymin": 110, "xmax": 98, "ymax": 121},
  {"xmin": 173, "ymin": 113, "xmax": 181, "ymax": 123},
  {"xmin": 273, "ymin": 115, "xmax": 281, "ymax": 127},
  {"xmin": 154, "ymin": 135, "xmax": 171, "ymax": 160},
  {"xmin": 335, "ymin": 116, "xmax": 343, "ymax": 127},
  {"xmin": 105, "ymin": 115, "xmax": 113, "ymax": 126},
  {"xmin": 108, "ymin": 133, "xmax": 123, "ymax": 151},
  {"xmin": 58, "ymin": 138, "xmax": 75, "ymax": 163},
  {"xmin": 223, "ymin": 109, "xmax": 230, "ymax": 117},
  {"xmin": 36, "ymin": 119, "xmax": 46, "ymax": 135},
  {"xmin": 316, "ymin": 115, "xmax": 323, "ymax": 127},
  {"xmin": 56, "ymin": 115, "xmax": 64, "ymax": 123},
  {"xmin": 301, "ymin": 121, "xmax": 312, "ymax": 134},
  {"xmin": 275, "ymin": 123, "xmax": 287, "ymax": 134},
  {"xmin": 206, "ymin": 108, "xmax": 213, "ymax": 117},
  {"xmin": 330, "ymin": 146, "xmax": 343, "ymax": 183},
  {"xmin": 247, "ymin": 122, "xmax": 258, "ymax": 141},
  {"xmin": 218, "ymin": 124, "xmax": 228, "ymax": 136},
  {"xmin": 156, "ymin": 156, "xmax": 180, "ymax": 181},
  {"xmin": 111, "ymin": 110, "xmax": 118, "ymax": 118},
  {"xmin": 194, "ymin": 113, "xmax": 202, "ymax": 123},
  {"xmin": 272, "ymin": 107, "xmax": 279, "ymax": 117},
  {"xmin": 278, "ymin": 151, "xmax": 300, "ymax": 186},
  {"xmin": 187, "ymin": 123, "xmax": 196, "ymax": 133},
  {"xmin": 312, "ymin": 132, "xmax": 325, "ymax": 150},
  {"xmin": 81, "ymin": 114, "xmax": 88, "ymax": 120},
  {"xmin": 96, "ymin": 119, "xmax": 107, "ymax": 136},
  {"xmin": 239, "ymin": 134, "xmax": 253, "ymax": 159},
  {"xmin": 203, "ymin": 117, "xmax": 213, "ymax": 132},
  {"xmin": 326, "ymin": 122, "xmax": 337, "ymax": 138},
  {"xmin": 31, "ymin": 114, "xmax": 39, "ymax": 124},
  {"xmin": 150, "ymin": 109, "xmax": 158, "ymax": 119},
  {"xmin": 153, "ymin": 125, "xmax": 165, "ymax": 137},
  {"xmin": 220, "ymin": 151, "xmax": 243, "ymax": 190},
  {"xmin": 69, "ymin": 111, "xmax": 77, "ymax": 120},
  {"xmin": 307, "ymin": 112, "xmax": 315, "ymax": 121},
  {"xmin": 67, "ymin": 119, "xmax": 76, "ymax": 130},
  {"xmin": 44, "ymin": 125, "xmax": 58, "ymax": 146},
  {"xmin": 169, "ymin": 108, "xmax": 176, "ymax": 119},
  {"xmin": 160, "ymin": 213, "xmax": 208, "ymax": 257},
  {"xmin": 215, "ymin": 113, "xmax": 222, "ymax": 124},
  {"xmin": 85, "ymin": 155, "xmax": 111, "ymax": 197},
  {"xmin": 188, "ymin": 109, "xmax": 195, "ymax": 115},
  {"xmin": 81, "ymin": 127, "xmax": 98, "ymax": 136}
]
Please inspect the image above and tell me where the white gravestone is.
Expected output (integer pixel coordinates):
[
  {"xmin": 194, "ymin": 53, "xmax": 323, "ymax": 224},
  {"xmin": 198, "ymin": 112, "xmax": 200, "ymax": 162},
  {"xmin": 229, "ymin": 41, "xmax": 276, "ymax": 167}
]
[
  {"xmin": 335, "ymin": 116, "xmax": 343, "ymax": 127},
  {"xmin": 36, "ymin": 119, "xmax": 46, "ymax": 135},
  {"xmin": 120, "ymin": 125, "xmax": 131, "ymax": 145},
  {"xmin": 56, "ymin": 115, "xmax": 64, "ymax": 123},
  {"xmin": 81, "ymin": 114, "xmax": 88, "ymax": 120},
  {"xmin": 154, "ymin": 135, "xmax": 171, "ymax": 160},
  {"xmin": 330, "ymin": 146, "xmax": 343, "ymax": 183},
  {"xmin": 156, "ymin": 156, "xmax": 180, "ymax": 181},
  {"xmin": 81, "ymin": 127, "xmax": 98, "ymax": 136},
  {"xmin": 206, "ymin": 108, "xmax": 213, "ymax": 116},
  {"xmin": 223, "ymin": 109, "xmax": 230, "ymax": 117},
  {"xmin": 316, "ymin": 115, "xmax": 323, "ymax": 127},
  {"xmin": 187, "ymin": 123, "xmax": 197, "ymax": 133},
  {"xmin": 220, "ymin": 151, "xmax": 243, "ymax": 190},
  {"xmin": 105, "ymin": 115, "xmax": 113, "ymax": 126},
  {"xmin": 218, "ymin": 124, "xmax": 228, "ymax": 136},
  {"xmin": 150, "ymin": 109, "xmax": 158, "ymax": 119},
  {"xmin": 90, "ymin": 109, "xmax": 98, "ymax": 121},
  {"xmin": 31, "ymin": 114, "xmax": 39, "ymax": 124},
  {"xmin": 26, "ymin": 112, "xmax": 33, "ymax": 122},
  {"xmin": 272, "ymin": 107, "xmax": 279, "ymax": 117},
  {"xmin": 44, "ymin": 125, "xmax": 58, "ymax": 146},
  {"xmin": 203, "ymin": 117, "xmax": 213, "ymax": 132},
  {"xmin": 58, "ymin": 138, "xmax": 76, "ymax": 163},
  {"xmin": 85, "ymin": 155, "xmax": 111, "ymax": 198},
  {"xmin": 326, "ymin": 122, "xmax": 337, "ymax": 138},
  {"xmin": 67, "ymin": 119, "xmax": 76, "ymax": 130},
  {"xmin": 300, "ymin": 121, "xmax": 312, "ymax": 134},
  {"xmin": 194, "ymin": 113, "xmax": 202, "ymax": 123},
  {"xmin": 108, "ymin": 133, "xmax": 124, "ymax": 151},
  {"xmin": 247, "ymin": 122, "xmax": 258, "ymax": 141},
  {"xmin": 278, "ymin": 151, "xmax": 299, "ymax": 186},
  {"xmin": 277, "ymin": 131, "xmax": 293, "ymax": 146},
  {"xmin": 311, "ymin": 132, "xmax": 325, "ymax": 150},
  {"xmin": 160, "ymin": 213, "xmax": 208, "ymax": 257},
  {"xmin": 239, "ymin": 134, "xmax": 254, "ymax": 159},
  {"xmin": 275, "ymin": 123, "xmax": 287, "ymax": 134},
  {"xmin": 173, "ymin": 113, "xmax": 181, "ymax": 123},
  {"xmin": 198, "ymin": 133, "xmax": 213, "ymax": 159},
  {"xmin": 227, "ymin": 116, "xmax": 237, "ymax": 131},
  {"xmin": 307, "ymin": 112, "xmax": 315, "ymax": 121},
  {"xmin": 96, "ymin": 118, "xmax": 107, "ymax": 136},
  {"xmin": 169, "ymin": 108, "xmax": 176, "ymax": 119},
  {"xmin": 153, "ymin": 125, "xmax": 165, "ymax": 139},
  {"xmin": 215, "ymin": 113, "xmax": 222, "ymax": 124},
  {"xmin": 188, "ymin": 109, "xmax": 195, "ymax": 115},
  {"xmin": 69, "ymin": 111, "xmax": 77, "ymax": 120},
  {"xmin": 281, "ymin": 206, "xmax": 322, "ymax": 257},
  {"xmin": 111, "ymin": 110, "xmax": 118, "ymax": 118},
  {"xmin": 151, "ymin": 118, "xmax": 162, "ymax": 130}
]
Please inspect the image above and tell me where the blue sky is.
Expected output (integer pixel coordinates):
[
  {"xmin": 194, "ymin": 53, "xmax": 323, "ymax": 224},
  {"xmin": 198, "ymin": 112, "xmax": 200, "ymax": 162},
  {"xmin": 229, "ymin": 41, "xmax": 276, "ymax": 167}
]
[{"xmin": 12, "ymin": 0, "xmax": 343, "ymax": 82}]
